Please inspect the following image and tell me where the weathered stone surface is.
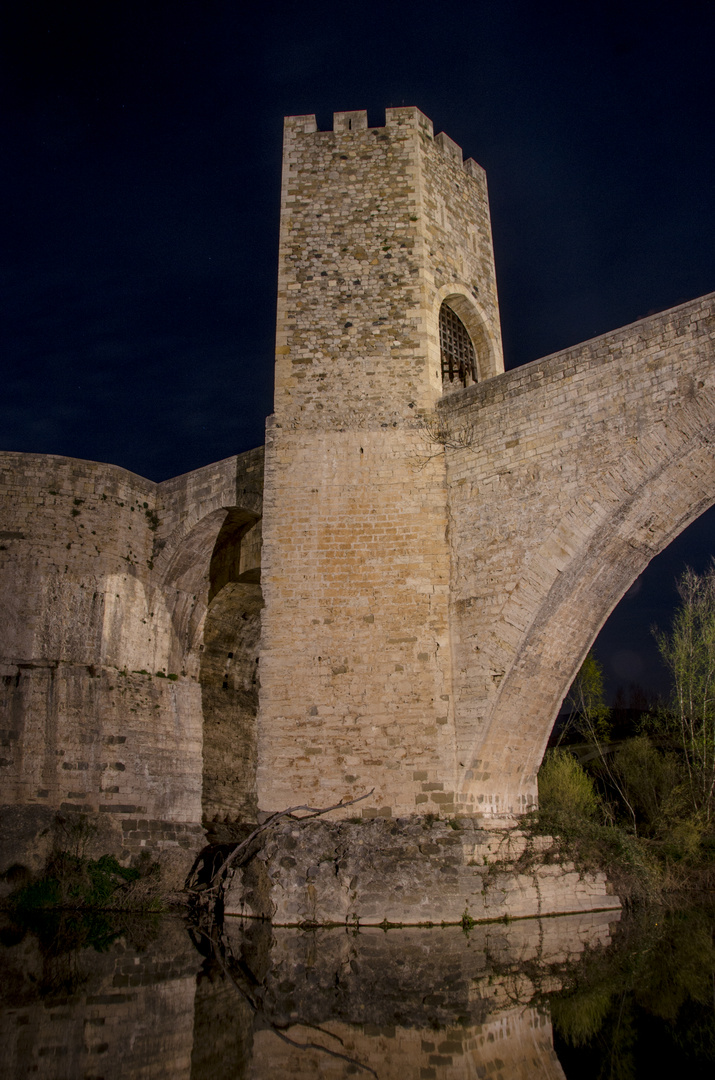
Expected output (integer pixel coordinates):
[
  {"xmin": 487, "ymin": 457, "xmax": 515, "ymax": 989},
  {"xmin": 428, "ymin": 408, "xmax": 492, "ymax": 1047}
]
[
  {"xmin": 224, "ymin": 817, "xmax": 619, "ymax": 925},
  {"xmin": 0, "ymin": 803, "xmax": 57, "ymax": 885},
  {"xmin": 0, "ymin": 803, "xmax": 204, "ymax": 898}
]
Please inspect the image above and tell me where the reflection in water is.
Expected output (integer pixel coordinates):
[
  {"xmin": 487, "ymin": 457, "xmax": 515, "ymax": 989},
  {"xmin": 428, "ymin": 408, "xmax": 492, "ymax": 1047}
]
[
  {"xmin": 1, "ymin": 915, "xmax": 198, "ymax": 1079},
  {"xmin": 0, "ymin": 910, "xmax": 618, "ymax": 1078},
  {"xmin": 551, "ymin": 904, "xmax": 715, "ymax": 1079}
]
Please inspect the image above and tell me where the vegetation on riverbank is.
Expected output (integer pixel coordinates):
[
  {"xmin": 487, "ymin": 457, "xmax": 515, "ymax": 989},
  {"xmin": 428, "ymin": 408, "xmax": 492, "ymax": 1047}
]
[
  {"xmin": 531, "ymin": 745, "xmax": 715, "ymax": 904},
  {"xmin": 2, "ymin": 817, "xmax": 167, "ymax": 915},
  {"xmin": 533, "ymin": 567, "xmax": 715, "ymax": 903}
]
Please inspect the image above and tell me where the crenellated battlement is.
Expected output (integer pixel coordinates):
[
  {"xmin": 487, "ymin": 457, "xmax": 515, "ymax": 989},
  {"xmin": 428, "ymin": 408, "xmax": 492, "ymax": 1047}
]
[
  {"xmin": 276, "ymin": 104, "xmax": 503, "ymax": 427},
  {"xmin": 283, "ymin": 107, "xmax": 485, "ymax": 180}
]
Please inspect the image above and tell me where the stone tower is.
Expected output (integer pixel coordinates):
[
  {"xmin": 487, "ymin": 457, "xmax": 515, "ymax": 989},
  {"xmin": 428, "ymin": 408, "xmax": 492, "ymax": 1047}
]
[{"xmin": 256, "ymin": 107, "xmax": 504, "ymax": 818}]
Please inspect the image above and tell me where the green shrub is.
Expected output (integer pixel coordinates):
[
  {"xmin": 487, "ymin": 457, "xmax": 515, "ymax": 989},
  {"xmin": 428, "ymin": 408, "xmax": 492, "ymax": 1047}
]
[
  {"xmin": 8, "ymin": 852, "xmax": 142, "ymax": 913},
  {"xmin": 538, "ymin": 749, "xmax": 599, "ymax": 820}
]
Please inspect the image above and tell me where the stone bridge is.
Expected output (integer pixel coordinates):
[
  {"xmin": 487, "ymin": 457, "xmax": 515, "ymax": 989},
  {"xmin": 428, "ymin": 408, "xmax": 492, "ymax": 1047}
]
[
  {"xmin": 0, "ymin": 447, "xmax": 264, "ymax": 867},
  {"xmin": 1, "ymin": 108, "xmax": 714, "ymax": 875}
]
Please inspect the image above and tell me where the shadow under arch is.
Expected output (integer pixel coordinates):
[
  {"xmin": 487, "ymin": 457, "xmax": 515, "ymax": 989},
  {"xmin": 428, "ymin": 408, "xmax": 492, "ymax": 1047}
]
[
  {"xmin": 458, "ymin": 426, "xmax": 715, "ymax": 817},
  {"xmin": 433, "ymin": 285, "xmax": 504, "ymax": 386},
  {"xmin": 158, "ymin": 504, "xmax": 263, "ymax": 824}
]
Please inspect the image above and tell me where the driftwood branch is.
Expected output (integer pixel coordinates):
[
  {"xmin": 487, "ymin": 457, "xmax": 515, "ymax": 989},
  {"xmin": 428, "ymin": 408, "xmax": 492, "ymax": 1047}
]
[{"xmin": 205, "ymin": 788, "xmax": 375, "ymax": 887}]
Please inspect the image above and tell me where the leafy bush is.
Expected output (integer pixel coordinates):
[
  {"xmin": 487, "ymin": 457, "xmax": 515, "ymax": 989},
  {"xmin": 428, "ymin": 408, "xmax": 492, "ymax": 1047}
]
[
  {"xmin": 538, "ymin": 749, "xmax": 599, "ymax": 820},
  {"xmin": 535, "ymin": 749, "xmax": 664, "ymax": 904},
  {"xmin": 8, "ymin": 851, "xmax": 141, "ymax": 913}
]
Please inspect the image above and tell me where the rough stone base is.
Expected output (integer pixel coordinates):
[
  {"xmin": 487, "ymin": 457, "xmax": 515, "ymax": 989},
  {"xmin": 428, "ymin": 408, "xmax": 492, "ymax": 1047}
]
[{"xmin": 224, "ymin": 817, "xmax": 620, "ymax": 925}]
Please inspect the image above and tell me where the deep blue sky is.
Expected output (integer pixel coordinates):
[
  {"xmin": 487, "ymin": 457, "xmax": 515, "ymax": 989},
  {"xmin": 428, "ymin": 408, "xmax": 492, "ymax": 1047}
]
[{"xmin": 2, "ymin": 0, "xmax": 714, "ymax": 701}]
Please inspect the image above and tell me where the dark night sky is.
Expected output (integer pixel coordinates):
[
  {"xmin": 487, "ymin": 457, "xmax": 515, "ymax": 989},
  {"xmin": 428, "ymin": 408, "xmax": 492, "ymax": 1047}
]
[{"xmin": 2, "ymin": 0, "xmax": 714, "ymax": 703}]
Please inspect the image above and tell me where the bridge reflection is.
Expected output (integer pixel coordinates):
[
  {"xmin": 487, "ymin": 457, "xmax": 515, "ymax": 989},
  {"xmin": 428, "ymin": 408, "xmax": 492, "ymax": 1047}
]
[{"xmin": 0, "ymin": 911, "xmax": 618, "ymax": 1079}]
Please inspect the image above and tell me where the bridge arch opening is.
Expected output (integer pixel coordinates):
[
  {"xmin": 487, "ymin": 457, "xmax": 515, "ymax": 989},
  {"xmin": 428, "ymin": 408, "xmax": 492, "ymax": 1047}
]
[
  {"xmin": 160, "ymin": 507, "xmax": 263, "ymax": 825},
  {"xmin": 453, "ymin": 420, "xmax": 715, "ymax": 819},
  {"xmin": 580, "ymin": 501, "xmax": 715, "ymax": 715}
]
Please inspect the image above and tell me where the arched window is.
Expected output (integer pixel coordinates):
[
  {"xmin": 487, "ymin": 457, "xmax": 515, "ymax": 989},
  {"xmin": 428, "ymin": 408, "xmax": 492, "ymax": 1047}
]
[{"xmin": 439, "ymin": 302, "xmax": 478, "ymax": 387}]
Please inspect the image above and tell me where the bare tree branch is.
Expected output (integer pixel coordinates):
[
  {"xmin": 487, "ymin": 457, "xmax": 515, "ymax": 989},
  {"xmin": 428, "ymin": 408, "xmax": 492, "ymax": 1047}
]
[
  {"xmin": 199, "ymin": 788, "xmax": 375, "ymax": 889},
  {"xmin": 413, "ymin": 414, "xmax": 479, "ymax": 467}
]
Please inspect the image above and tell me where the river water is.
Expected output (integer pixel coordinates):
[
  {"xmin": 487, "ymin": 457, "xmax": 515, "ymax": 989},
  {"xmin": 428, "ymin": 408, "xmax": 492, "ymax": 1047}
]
[{"xmin": 1, "ymin": 905, "xmax": 713, "ymax": 1078}]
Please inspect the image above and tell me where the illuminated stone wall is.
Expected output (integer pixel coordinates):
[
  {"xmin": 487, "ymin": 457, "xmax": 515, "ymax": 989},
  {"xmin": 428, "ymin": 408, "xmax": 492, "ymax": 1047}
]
[
  {"xmin": 0, "ymin": 447, "xmax": 263, "ymax": 873},
  {"xmin": 442, "ymin": 292, "xmax": 715, "ymax": 815}
]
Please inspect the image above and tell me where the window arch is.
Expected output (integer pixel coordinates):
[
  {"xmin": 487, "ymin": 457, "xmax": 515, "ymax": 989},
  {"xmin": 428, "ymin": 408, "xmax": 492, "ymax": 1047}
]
[{"xmin": 439, "ymin": 302, "xmax": 478, "ymax": 387}]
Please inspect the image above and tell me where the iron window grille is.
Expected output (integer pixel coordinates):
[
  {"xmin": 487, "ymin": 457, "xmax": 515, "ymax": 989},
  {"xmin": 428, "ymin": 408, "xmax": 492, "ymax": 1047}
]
[{"xmin": 439, "ymin": 304, "xmax": 477, "ymax": 387}]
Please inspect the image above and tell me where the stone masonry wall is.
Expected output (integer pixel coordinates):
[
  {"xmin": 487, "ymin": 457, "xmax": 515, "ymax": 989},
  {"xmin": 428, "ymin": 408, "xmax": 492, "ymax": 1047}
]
[
  {"xmin": 257, "ymin": 424, "xmax": 454, "ymax": 817},
  {"xmin": 418, "ymin": 118, "xmax": 503, "ymax": 386},
  {"xmin": 0, "ymin": 452, "xmax": 202, "ymax": 825},
  {"xmin": 224, "ymin": 817, "xmax": 619, "ymax": 925},
  {"xmin": 0, "ymin": 447, "xmax": 263, "ymax": 870}
]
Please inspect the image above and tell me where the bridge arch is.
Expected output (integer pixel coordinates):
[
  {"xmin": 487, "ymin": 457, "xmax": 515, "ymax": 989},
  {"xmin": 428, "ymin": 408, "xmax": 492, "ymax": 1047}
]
[
  {"xmin": 155, "ymin": 504, "xmax": 263, "ymax": 824},
  {"xmin": 150, "ymin": 449, "xmax": 265, "ymax": 824},
  {"xmin": 442, "ymin": 295, "xmax": 715, "ymax": 818},
  {"xmin": 462, "ymin": 436, "xmax": 715, "ymax": 816},
  {"xmin": 158, "ymin": 507, "xmax": 260, "ymax": 674}
]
